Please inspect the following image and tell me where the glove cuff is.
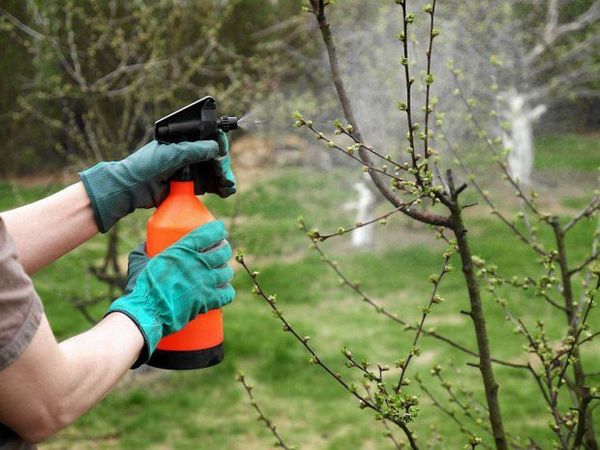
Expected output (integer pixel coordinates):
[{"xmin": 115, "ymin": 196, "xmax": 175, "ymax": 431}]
[
  {"xmin": 80, "ymin": 162, "xmax": 116, "ymax": 233},
  {"xmin": 79, "ymin": 162, "xmax": 134, "ymax": 233},
  {"xmin": 107, "ymin": 294, "xmax": 162, "ymax": 369}
]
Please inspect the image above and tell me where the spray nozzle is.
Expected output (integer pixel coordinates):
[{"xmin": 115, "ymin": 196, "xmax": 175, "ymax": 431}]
[
  {"xmin": 217, "ymin": 116, "xmax": 238, "ymax": 133},
  {"xmin": 155, "ymin": 96, "xmax": 238, "ymax": 144}
]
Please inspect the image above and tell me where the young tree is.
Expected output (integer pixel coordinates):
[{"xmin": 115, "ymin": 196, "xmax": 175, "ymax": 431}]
[{"xmin": 237, "ymin": 1, "xmax": 600, "ymax": 449}]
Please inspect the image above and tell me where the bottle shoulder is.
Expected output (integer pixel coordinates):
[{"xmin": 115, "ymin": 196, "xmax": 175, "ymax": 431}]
[{"xmin": 148, "ymin": 194, "xmax": 215, "ymax": 230}]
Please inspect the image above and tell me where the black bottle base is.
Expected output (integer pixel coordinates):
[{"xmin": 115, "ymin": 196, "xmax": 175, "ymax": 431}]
[{"xmin": 147, "ymin": 343, "xmax": 224, "ymax": 370}]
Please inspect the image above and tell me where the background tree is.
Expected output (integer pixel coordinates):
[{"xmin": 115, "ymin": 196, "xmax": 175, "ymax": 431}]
[{"xmin": 440, "ymin": 0, "xmax": 600, "ymax": 186}]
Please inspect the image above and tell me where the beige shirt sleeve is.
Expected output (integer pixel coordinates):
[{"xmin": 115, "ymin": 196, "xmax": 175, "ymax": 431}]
[{"xmin": 0, "ymin": 216, "xmax": 43, "ymax": 372}]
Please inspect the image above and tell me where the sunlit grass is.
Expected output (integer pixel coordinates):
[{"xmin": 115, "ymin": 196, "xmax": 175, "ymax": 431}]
[{"xmin": 535, "ymin": 133, "xmax": 599, "ymax": 172}]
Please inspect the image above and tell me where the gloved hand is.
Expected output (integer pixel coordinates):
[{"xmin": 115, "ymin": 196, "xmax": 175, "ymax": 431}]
[
  {"xmin": 195, "ymin": 130, "xmax": 236, "ymax": 197},
  {"xmin": 107, "ymin": 220, "xmax": 235, "ymax": 367},
  {"xmin": 80, "ymin": 130, "xmax": 236, "ymax": 233}
]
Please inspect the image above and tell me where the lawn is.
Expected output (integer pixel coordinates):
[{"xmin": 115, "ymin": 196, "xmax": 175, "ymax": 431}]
[{"xmin": 1, "ymin": 133, "xmax": 598, "ymax": 449}]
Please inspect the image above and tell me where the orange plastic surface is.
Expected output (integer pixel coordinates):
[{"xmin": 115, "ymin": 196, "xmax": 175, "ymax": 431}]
[{"xmin": 147, "ymin": 181, "xmax": 224, "ymax": 351}]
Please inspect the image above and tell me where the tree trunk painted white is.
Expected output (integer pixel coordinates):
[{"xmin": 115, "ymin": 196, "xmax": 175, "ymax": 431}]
[
  {"xmin": 344, "ymin": 180, "xmax": 376, "ymax": 248},
  {"xmin": 501, "ymin": 89, "xmax": 547, "ymax": 187}
]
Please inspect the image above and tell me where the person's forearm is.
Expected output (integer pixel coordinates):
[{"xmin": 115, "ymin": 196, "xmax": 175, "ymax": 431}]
[
  {"xmin": 0, "ymin": 313, "xmax": 143, "ymax": 443},
  {"xmin": 1, "ymin": 182, "xmax": 99, "ymax": 274},
  {"xmin": 53, "ymin": 313, "xmax": 143, "ymax": 429}
]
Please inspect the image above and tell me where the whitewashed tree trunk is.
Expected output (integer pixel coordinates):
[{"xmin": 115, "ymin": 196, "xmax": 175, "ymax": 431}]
[
  {"xmin": 501, "ymin": 88, "xmax": 547, "ymax": 186},
  {"xmin": 344, "ymin": 180, "xmax": 376, "ymax": 248}
]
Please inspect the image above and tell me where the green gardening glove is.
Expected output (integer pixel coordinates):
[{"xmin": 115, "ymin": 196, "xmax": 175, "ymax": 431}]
[
  {"xmin": 107, "ymin": 220, "xmax": 235, "ymax": 367},
  {"xmin": 80, "ymin": 131, "xmax": 236, "ymax": 233},
  {"xmin": 194, "ymin": 130, "xmax": 236, "ymax": 198}
]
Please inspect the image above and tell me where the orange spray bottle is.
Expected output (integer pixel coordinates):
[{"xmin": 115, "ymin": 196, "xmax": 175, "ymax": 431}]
[{"xmin": 146, "ymin": 97, "xmax": 238, "ymax": 370}]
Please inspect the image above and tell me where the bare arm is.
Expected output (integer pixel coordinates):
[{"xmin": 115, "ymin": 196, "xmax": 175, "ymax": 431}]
[
  {"xmin": 0, "ymin": 312, "xmax": 143, "ymax": 443},
  {"xmin": 0, "ymin": 182, "xmax": 99, "ymax": 274}
]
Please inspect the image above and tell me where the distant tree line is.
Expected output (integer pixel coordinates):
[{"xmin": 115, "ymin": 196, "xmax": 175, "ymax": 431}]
[{"xmin": 0, "ymin": 0, "xmax": 318, "ymax": 176}]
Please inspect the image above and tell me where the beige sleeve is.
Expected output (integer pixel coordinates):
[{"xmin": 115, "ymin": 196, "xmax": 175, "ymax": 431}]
[{"xmin": 0, "ymin": 216, "xmax": 43, "ymax": 372}]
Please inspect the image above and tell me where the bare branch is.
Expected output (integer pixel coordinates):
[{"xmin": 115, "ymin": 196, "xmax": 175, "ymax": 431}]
[
  {"xmin": 416, "ymin": 375, "xmax": 481, "ymax": 444},
  {"xmin": 236, "ymin": 373, "xmax": 294, "ymax": 450},
  {"xmin": 526, "ymin": 1, "xmax": 600, "ymax": 63},
  {"xmin": 395, "ymin": 244, "xmax": 455, "ymax": 392},
  {"xmin": 564, "ymin": 196, "xmax": 600, "ymax": 232},
  {"xmin": 569, "ymin": 251, "xmax": 600, "ymax": 277},
  {"xmin": 309, "ymin": 205, "xmax": 409, "ymax": 241}
]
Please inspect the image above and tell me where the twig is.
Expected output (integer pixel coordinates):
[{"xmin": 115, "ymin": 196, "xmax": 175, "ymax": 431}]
[
  {"xmin": 568, "ymin": 251, "xmax": 599, "ymax": 277},
  {"xmin": 422, "ymin": 0, "xmax": 438, "ymax": 166},
  {"xmin": 416, "ymin": 375, "xmax": 480, "ymax": 443},
  {"xmin": 396, "ymin": 0, "xmax": 419, "ymax": 179},
  {"xmin": 432, "ymin": 370, "xmax": 493, "ymax": 438},
  {"xmin": 309, "ymin": 205, "xmax": 409, "ymax": 241},
  {"xmin": 302, "ymin": 122, "xmax": 407, "ymax": 185},
  {"xmin": 395, "ymin": 244, "xmax": 456, "ymax": 392},
  {"xmin": 564, "ymin": 196, "xmax": 600, "ymax": 232},
  {"xmin": 338, "ymin": 126, "xmax": 408, "ymax": 171},
  {"xmin": 236, "ymin": 373, "xmax": 294, "ymax": 450}
]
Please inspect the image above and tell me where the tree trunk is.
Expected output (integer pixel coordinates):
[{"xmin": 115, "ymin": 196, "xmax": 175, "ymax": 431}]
[
  {"xmin": 501, "ymin": 88, "xmax": 547, "ymax": 187},
  {"xmin": 344, "ymin": 179, "xmax": 376, "ymax": 248},
  {"xmin": 451, "ymin": 207, "xmax": 508, "ymax": 450}
]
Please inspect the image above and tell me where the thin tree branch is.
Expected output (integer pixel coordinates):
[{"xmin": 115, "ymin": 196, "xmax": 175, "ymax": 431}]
[{"xmin": 236, "ymin": 373, "xmax": 294, "ymax": 450}]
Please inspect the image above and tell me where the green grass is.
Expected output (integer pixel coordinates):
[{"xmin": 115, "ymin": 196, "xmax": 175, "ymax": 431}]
[
  {"xmin": 1, "ymin": 133, "xmax": 598, "ymax": 449},
  {"xmin": 535, "ymin": 133, "xmax": 600, "ymax": 172}
]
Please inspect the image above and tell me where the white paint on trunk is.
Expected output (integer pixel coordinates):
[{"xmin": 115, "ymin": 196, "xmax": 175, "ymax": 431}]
[
  {"xmin": 501, "ymin": 89, "xmax": 547, "ymax": 186},
  {"xmin": 344, "ymin": 180, "xmax": 376, "ymax": 248}
]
